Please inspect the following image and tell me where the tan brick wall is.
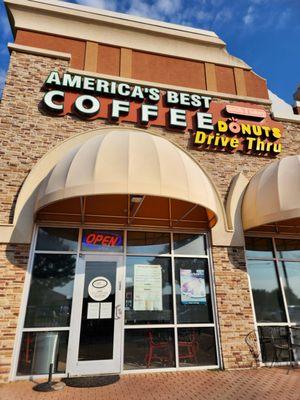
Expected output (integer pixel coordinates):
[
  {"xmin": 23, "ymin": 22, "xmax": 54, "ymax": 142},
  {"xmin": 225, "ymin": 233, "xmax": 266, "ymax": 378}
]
[
  {"xmin": 0, "ymin": 244, "xmax": 29, "ymax": 382},
  {"xmin": 0, "ymin": 51, "xmax": 299, "ymax": 380},
  {"xmin": 213, "ymin": 246, "xmax": 257, "ymax": 368}
]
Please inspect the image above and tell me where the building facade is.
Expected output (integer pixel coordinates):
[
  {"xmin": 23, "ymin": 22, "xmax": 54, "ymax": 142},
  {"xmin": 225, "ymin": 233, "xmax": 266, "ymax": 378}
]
[{"xmin": 0, "ymin": 0, "xmax": 300, "ymax": 383}]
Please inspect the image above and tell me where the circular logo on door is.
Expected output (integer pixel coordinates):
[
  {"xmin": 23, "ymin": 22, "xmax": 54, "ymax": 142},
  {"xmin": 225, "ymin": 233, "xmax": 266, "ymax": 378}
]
[{"xmin": 88, "ymin": 277, "xmax": 112, "ymax": 301}]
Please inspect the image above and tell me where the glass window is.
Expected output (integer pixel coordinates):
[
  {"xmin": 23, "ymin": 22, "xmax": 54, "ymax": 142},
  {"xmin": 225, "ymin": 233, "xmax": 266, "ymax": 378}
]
[
  {"xmin": 125, "ymin": 256, "xmax": 173, "ymax": 324},
  {"xmin": 36, "ymin": 227, "xmax": 78, "ymax": 251},
  {"xmin": 175, "ymin": 258, "xmax": 213, "ymax": 323},
  {"xmin": 124, "ymin": 328, "xmax": 175, "ymax": 370},
  {"xmin": 24, "ymin": 254, "xmax": 76, "ymax": 328},
  {"xmin": 278, "ymin": 261, "xmax": 300, "ymax": 323},
  {"xmin": 17, "ymin": 331, "xmax": 69, "ymax": 375},
  {"xmin": 173, "ymin": 233, "xmax": 206, "ymax": 255},
  {"xmin": 81, "ymin": 229, "xmax": 123, "ymax": 252},
  {"xmin": 245, "ymin": 237, "xmax": 274, "ymax": 259},
  {"xmin": 247, "ymin": 260, "xmax": 286, "ymax": 322},
  {"xmin": 178, "ymin": 328, "xmax": 217, "ymax": 367},
  {"xmin": 127, "ymin": 231, "xmax": 170, "ymax": 254},
  {"xmin": 276, "ymin": 239, "xmax": 300, "ymax": 260}
]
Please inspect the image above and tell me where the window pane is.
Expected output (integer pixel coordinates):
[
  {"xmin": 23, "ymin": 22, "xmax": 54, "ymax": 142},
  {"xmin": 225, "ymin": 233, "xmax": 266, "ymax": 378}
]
[
  {"xmin": 173, "ymin": 233, "xmax": 206, "ymax": 255},
  {"xmin": 175, "ymin": 258, "xmax": 213, "ymax": 323},
  {"xmin": 278, "ymin": 261, "xmax": 300, "ymax": 323},
  {"xmin": 124, "ymin": 328, "xmax": 175, "ymax": 370},
  {"xmin": 276, "ymin": 239, "xmax": 300, "ymax": 260},
  {"xmin": 36, "ymin": 227, "xmax": 78, "ymax": 251},
  {"xmin": 81, "ymin": 229, "xmax": 123, "ymax": 252},
  {"xmin": 258, "ymin": 326, "xmax": 290, "ymax": 363},
  {"xmin": 125, "ymin": 256, "xmax": 173, "ymax": 324},
  {"xmin": 247, "ymin": 260, "xmax": 286, "ymax": 322},
  {"xmin": 17, "ymin": 331, "xmax": 68, "ymax": 375},
  {"xmin": 245, "ymin": 237, "xmax": 274, "ymax": 258},
  {"xmin": 127, "ymin": 231, "xmax": 170, "ymax": 254},
  {"xmin": 24, "ymin": 254, "xmax": 76, "ymax": 328},
  {"xmin": 178, "ymin": 328, "xmax": 217, "ymax": 367}
]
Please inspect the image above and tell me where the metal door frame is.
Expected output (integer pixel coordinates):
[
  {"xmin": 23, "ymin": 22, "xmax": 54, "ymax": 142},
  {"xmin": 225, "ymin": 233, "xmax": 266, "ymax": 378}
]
[{"xmin": 66, "ymin": 253, "xmax": 124, "ymax": 376}]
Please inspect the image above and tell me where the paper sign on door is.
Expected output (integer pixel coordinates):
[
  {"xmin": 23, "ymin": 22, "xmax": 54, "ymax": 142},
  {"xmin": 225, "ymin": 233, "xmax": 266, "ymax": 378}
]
[
  {"xmin": 100, "ymin": 302, "xmax": 112, "ymax": 319},
  {"xmin": 87, "ymin": 302, "xmax": 100, "ymax": 319}
]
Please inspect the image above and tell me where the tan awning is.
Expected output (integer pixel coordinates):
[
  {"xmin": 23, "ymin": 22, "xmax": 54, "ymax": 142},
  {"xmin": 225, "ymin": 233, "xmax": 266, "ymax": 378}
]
[
  {"xmin": 35, "ymin": 128, "xmax": 219, "ymax": 224},
  {"xmin": 242, "ymin": 155, "xmax": 300, "ymax": 230}
]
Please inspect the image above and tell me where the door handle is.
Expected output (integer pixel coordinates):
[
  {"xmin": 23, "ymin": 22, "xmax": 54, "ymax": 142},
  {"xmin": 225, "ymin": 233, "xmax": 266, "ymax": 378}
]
[{"xmin": 115, "ymin": 304, "xmax": 122, "ymax": 320}]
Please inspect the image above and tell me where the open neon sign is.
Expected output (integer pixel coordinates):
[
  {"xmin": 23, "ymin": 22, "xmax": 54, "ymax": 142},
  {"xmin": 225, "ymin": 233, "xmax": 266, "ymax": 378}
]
[{"xmin": 83, "ymin": 231, "xmax": 123, "ymax": 248}]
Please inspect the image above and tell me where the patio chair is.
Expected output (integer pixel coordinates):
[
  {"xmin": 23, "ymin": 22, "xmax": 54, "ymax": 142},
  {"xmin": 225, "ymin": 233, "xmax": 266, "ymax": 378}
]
[
  {"xmin": 245, "ymin": 330, "xmax": 260, "ymax": 366},
  {"xmin": 178, "ymin": 329, "xmax": 198, "ymax": 364},
  {"xmin": 145, "ymin": 330, "xmax": 173, "ymax": 368},
  {"xmin": 269, "ymin": 326, "xmax": 300, "ymax": 373}
]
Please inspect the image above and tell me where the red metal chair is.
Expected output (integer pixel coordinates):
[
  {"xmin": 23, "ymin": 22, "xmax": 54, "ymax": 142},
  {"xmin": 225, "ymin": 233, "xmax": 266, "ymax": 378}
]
[
  {"xmin": 178, "ymin": 330, "xmax": 198, "ymax": 364},
  {"xmin": 145, "ymin": 330, "xmax": 173, "ymax": 368}
]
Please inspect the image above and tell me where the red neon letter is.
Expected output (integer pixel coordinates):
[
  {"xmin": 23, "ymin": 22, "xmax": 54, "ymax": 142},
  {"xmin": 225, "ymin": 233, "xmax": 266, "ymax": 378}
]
[{"xmin": 86, "ymin": 233, "xmax": 95, "ymax": 244}]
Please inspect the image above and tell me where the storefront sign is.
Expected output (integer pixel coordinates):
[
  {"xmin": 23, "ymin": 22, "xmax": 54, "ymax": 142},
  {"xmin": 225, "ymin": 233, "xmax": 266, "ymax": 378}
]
[
  {"xmin": 133, "ymin": 264, "xmax": 163, "ymax": 311},
  {"xmin": 83, "ymin": 231, "xmax": 122, "ymax": 249},
  {"xmin": 180, "ymin": 269, "xmax": 206, "ymax": 304},
  {"xmin": 42, "ymin": 71, "xmax": 283, "ymax": 156},
  {"xmin": 225, "ymin": 105, "xmax": 266, "ymax": 119}
]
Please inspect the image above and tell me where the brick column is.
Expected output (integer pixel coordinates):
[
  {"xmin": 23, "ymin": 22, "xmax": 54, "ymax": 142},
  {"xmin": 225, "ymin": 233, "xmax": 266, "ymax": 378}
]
[
  {"xmin": 0, "ymin": 244, "xmax": 29, "ymax": 382},
  {"xmin": 212, "ymin": 246, "xmax": 258, "ymax": 369}
]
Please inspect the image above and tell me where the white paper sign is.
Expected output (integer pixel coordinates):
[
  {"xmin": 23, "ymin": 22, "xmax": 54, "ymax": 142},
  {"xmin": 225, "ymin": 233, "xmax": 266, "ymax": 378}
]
[
  {"xmin": 88, "ymin": 276, "xmax": 112, "ymax": 301},
  {"xmin": 100, "ymin": 302, "xmax": 112, "ymax": 319},
  {"xmin": 87, "ymin": 302, "xmax": 100, "ymax": 319},
  {"xmin": 133, "ymin": 264, "xmax": 162, "ymax": 311}
]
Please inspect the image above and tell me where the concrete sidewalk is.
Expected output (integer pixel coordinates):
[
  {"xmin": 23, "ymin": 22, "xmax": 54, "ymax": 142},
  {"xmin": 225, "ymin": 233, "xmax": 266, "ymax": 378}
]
[{"xmin": 1, "ymin": 368, "xmax": 300, "ymax": 400}]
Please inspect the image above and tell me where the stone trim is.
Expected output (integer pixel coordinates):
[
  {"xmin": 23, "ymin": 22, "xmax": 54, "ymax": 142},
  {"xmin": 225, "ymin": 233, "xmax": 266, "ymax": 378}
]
[
  {"xmin": 7, "ymin": 42, "xmax": 71, "ymax": 60},
  {"xmin": 120, "ymin": 48, "xmax": 132, "ymax": 78},
  {"xmin": 84, "ymin": 41, "xmax": 98, "ymax": 72},
  {"xmin": 205, "ymin": 62, "xmax": 217, "ymax": 92},
  {"xmin": 234, "ymin": 68, "xmax": 247, "ymax": 97}
]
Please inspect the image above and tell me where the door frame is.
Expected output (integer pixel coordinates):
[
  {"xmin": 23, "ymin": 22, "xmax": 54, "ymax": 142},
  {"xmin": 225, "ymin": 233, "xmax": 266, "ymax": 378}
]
[{"xmin": 66, "ymin": 253, "xmax": 125, "ymax": 376}]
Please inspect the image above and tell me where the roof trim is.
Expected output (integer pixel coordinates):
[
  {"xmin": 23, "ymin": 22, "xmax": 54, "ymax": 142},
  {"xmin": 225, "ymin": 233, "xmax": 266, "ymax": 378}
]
[{"xmin": 5, "ymin": 0, "xmax": 251, "ymax": 69}]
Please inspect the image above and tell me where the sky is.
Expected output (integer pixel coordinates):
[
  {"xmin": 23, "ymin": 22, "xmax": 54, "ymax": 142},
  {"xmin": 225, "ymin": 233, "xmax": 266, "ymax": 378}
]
[{"xmin": 0, "ymin": 0, "xmax": 299, "ymax": 103}]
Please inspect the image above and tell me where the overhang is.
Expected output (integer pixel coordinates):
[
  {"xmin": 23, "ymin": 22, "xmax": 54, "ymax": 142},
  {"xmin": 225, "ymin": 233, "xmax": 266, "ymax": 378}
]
[
  {"xmin": 35, "ymin": 129, "xmax": 219, "ymax": 226},
  {"xmin": 242, "ymin": 155, "xmax": 300, "ymax": 230}
]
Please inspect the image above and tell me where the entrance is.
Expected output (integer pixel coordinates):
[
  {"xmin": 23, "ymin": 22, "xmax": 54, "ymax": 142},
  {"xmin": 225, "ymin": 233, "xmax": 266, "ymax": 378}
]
[
  {"xmin": 15, "ymin": 227, "xmax": 220, "ymax": 379},
  {"xmin": 67, "ymin": 254, "xmax": 124, "ymax": 375}
]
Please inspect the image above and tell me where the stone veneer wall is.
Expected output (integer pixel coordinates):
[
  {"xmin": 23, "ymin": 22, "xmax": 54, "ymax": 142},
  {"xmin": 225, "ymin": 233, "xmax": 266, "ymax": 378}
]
[
  {"xmin": 0, "ymin": 245, "xmax": 29, "ymax": 381},
  {"xmin": 0, "ymin": 50, "xmax": 299, "ymax": 381}
]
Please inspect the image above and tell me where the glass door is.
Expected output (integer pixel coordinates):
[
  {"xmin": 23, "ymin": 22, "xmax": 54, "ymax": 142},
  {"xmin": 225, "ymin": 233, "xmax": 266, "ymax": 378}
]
[{"xmin": 67, "ymin": 254, "xmax": 124, "ymax": 375}]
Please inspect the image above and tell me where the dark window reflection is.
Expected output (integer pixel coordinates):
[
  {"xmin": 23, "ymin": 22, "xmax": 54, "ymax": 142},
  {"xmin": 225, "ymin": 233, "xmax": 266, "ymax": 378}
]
[
  {"xmin": 78, "ymin": 261, "xmax": 116, "ymax": 361},
  {"xmin": 17, "ymin": 331, "xmax": 68, "ymax": 375},
  {"xmin": 247, "ymin": 260, "xmax": 286, "ymax": 322},
  {"xmin": 278, "ymin": 261, "xmax": 300, "ymax": 323},
  {"xmin": 127, "ymin": 231, "xmax": 170, "ymax": 254},
  {"xmin": 276, "ymin": 239, "xmax": 300, "ymax": 260},
  {"xmin": 124, "ymin": 329, "xmax": 175, "ymax": 370},
  {"xmin": 173, "ymin": 233, "xmax": 206, "ymax": 255},
  {"xmin": 125, "ymin": 256, "xmax": 173, "ymax": 324},
  {"xmin": 24, "ymin": 254, "xmax": 76, "ymax": 328},
  {"xmin": 178, "ymin": 328, "xmax": 217, "ymax": 367},
  {"xmin": 245, "ymin": 237, "xmax": 274, "ymax": 259},
  {"xmin": 36, "ymin": 227, "xmax": 78, "ymax": 251},
  {"xmin": 258, "ymin": 326, "xmax": 290, "ymax": 362},
  {"xmin": 175, "ymin": 258, "xmax": 213, "ymax": 323}
]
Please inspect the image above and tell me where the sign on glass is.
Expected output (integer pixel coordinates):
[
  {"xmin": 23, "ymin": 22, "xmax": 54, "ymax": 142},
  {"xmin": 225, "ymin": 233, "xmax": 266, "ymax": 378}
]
[{"xmin": 133, "ymin": 264, "xmax": 163, "ymax": 311}]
